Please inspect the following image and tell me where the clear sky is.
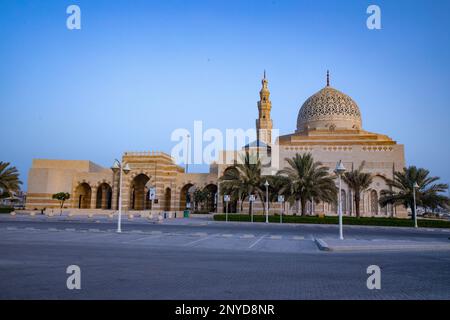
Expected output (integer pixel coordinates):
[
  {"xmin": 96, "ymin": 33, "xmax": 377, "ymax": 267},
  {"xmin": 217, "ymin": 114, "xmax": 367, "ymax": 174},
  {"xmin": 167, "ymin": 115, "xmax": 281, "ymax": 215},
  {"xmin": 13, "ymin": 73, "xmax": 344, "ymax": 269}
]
[{"xmin": 1, "ymin": 0, "xmax": 450, "ymax": 190}]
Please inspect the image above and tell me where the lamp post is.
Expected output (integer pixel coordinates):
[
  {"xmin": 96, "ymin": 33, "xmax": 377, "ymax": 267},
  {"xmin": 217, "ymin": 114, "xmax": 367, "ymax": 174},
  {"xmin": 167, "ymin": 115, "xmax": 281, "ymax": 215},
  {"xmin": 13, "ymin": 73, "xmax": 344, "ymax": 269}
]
[
  {"xmin": 334, "ymin": 160, "xmax": 346, "ymax": 240},
  {"xmin": 186, "ymin": 134, "xmax": 190, "ymax": 173},
  {"xmin": 413, "ymin": 182, "xmax": 419, "ymax": 228},
  {"xmin": 264, "ymin": 180, "xmax": 270, "ymax": 223},
  {"xmin": 111, "ymin": 159, "xmax": 131, "ymax": 233}
]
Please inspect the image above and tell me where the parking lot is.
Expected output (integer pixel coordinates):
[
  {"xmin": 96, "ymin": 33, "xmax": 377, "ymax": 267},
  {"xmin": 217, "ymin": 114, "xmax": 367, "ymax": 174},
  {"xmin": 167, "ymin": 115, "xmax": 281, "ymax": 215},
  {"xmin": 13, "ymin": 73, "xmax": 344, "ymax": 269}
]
[
  {"xmin": 1, "ymin": 217, "xmax": 450, "ymax": 299},
  {"xmin": 0, "ymin": 223, "xmax": 319, "ymax": 254}
]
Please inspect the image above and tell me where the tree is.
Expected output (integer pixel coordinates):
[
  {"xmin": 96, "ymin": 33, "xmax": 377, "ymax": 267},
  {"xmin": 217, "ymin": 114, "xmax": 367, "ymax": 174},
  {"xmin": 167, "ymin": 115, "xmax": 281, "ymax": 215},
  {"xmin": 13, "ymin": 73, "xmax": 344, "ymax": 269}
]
[
  {"xmin": 52, "ymin": 192, "xmax": 70, "ymax": 214},
  {"xmin": 379, "ymin": 166, "xmax": 449, "ymax": 221},
  {"xmin": 342, "ymin": 161, "xmax": 373, "ymax": 218},
  {"xmin": 193, "ymin": 189, "xmax": 210, "ymax": 212},
  {"xmin": 265, "ymin": 175, "xmax": 294, "ymax": 214},
  {"xmin": 0, "ymin": 162, "xmax": 22, "ymax": 194},
  {"xmin": 219, "ymin": 152, "xmax": 264, "ymax": 216},
  {"xmin": 220, "ymin": 166, "xmax": 246, "ymax": 213},
  {"xmin": 277, "ymin": 153, "xmax": 337, "ymax": 216}
]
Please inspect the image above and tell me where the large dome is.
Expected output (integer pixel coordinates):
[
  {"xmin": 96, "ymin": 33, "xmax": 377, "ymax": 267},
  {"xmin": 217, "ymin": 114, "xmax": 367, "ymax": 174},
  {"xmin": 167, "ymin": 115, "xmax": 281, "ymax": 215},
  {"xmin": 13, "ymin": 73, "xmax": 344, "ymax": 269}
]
[{"xmin": 296, "ymin": 86, "xmax": 362, "ymax": 132}]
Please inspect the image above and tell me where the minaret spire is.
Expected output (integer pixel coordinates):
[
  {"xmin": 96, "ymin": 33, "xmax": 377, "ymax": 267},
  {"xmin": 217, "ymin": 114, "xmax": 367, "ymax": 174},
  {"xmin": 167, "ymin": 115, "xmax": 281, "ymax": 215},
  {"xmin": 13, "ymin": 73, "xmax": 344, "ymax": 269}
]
[
  {"xmin": 256, "ymin": 71, "xmax": 273, "ymax": 146},
  {"xmin": 326, "ymin": 70, "xmax": 330, "ymax": 87}
]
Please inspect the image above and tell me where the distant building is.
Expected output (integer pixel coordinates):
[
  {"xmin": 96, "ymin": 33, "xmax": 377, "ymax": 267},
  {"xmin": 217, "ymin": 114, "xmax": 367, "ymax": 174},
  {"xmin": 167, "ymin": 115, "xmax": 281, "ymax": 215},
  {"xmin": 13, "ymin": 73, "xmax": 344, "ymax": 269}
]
[{"xmin": 26, "ymin": 72, "xmax": 407, "ymax": 217}]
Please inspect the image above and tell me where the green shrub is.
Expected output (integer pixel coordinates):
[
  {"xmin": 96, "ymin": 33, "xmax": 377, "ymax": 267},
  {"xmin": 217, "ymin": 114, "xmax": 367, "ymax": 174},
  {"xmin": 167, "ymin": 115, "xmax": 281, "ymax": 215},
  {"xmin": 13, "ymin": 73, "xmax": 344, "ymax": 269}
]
[
  {"xmin": 213, "ymin": 214, "xmax": 450, "ymax": 228},
  {"xmin": 0, "ymin": 207, "xmax": 14, "ymax": 214}
]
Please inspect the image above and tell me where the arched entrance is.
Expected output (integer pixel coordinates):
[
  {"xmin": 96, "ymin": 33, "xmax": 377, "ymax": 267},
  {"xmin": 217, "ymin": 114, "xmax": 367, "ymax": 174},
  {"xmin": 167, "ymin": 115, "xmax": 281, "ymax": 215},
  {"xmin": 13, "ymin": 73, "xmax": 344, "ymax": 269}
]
[
  {"xmin": 96, "ymin": 183, "xmax": 112, "ymax": 209},
  {"xmin": 74, "ymin": 183, "xmax": 92, "ymax": 209},
  {"xmin": 164, "ymin": 187, "xmax": 171, "ymax": 211},
  {"xmin": 180, "ymin": 183, "xmax": 195, "ymax": 210},
  {"xmin": 341, "ymin": 189, "xmax": 347, "ymax": 215},
  {"xmin": 203, "ymin": 184, "xmax": 218, "ymax": 212},
  {"xmin": 130, "ymin": 174, "xmax": 151, "ymax": 210},
  {"xmin": 370, "ymin": 190, "xmax": 379, "ymax": 216}
]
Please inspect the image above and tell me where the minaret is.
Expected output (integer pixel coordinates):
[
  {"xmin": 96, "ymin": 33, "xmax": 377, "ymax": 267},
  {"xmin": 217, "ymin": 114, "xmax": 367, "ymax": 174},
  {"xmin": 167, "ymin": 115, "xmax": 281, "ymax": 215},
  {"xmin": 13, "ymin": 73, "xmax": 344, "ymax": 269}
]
[{"xmin": 256, "ymin": 70, "xmax": 273, "ymax": 146}]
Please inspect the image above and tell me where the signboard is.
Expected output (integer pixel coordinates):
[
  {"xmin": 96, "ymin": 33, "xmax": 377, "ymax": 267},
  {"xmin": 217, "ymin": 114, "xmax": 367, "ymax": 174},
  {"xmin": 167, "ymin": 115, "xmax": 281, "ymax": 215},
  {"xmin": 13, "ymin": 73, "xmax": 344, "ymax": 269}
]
[
  {"xmin": 149, "ymin": 187, "xmax": 156, "ymax": 201},
  {"xmin": 224, "ymin": 195, "xmax": 231, "ymax": 202},
  {"xmin": 277, "ymin": 195, "xmax": 285, "ymax": 203},
  {"xmin": 249, "ymin": 195, "xmax": 256, "ymax": 202}
]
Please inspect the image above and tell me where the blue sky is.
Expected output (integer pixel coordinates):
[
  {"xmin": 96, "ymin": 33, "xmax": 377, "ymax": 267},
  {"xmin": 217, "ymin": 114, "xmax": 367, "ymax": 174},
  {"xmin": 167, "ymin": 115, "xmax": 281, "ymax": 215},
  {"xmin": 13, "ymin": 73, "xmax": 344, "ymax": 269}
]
[{"xmin": 1, "ymin": 0, "xmax": 450, "ymax": 190}]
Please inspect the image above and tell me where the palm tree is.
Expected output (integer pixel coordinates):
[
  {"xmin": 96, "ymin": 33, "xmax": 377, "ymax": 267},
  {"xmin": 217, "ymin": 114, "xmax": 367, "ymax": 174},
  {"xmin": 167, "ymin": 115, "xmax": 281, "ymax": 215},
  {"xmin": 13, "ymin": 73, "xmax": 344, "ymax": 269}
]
[
  {"xmin": 277, "ymin": 153, "xmax": 337, "ymax": 216},
  {"xmin": 266, "ymin": 175, "xmax": 294, "ymax": 214},
  {"xmin": 219, "ymin": 153, "xmax": 264, "ymax": 215},
  {"xmin": 342, "ymin": 161, "xmax": 373, "ymax": 218},
  {"xmin": 0, "ymin": 162, "xmax": 22, "ymax": 195},
  {"xmin": 219, "ymin": 166, "xmax": 245, "ymax": 212},
  {"xmin": 379, "ymin": 166, "xmax": 449, "ymax": 221}
]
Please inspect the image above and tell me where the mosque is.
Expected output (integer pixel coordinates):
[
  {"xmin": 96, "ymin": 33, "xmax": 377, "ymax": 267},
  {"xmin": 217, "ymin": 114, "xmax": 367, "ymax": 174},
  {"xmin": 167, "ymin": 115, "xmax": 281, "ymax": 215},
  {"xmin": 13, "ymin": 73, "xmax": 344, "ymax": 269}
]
[{"xmin": 25, "ymin": 72, "xmax": 407, "ymax": 218}]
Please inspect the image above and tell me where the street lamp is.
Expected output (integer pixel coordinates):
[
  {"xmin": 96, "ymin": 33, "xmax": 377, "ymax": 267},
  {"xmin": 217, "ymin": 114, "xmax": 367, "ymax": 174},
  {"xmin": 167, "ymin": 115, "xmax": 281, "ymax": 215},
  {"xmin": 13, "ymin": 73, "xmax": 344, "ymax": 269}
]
[
  {"xmin": 186, "ymin": 134, "xmax": 190, "ymax": 173},
  {"xmin": 413, "ymin": 182, "xmax": 419, "ymax": 228},
  {"xmin": 111, "ymin": 159, "xmax": 131, "ymax": 233},
  {"xmin": 264, "ymin": 180, "xmax": 270, "ymax": 223},
  {"xmin": 334, "ymin": 160, "xmax": 346, "ymax": 240}
]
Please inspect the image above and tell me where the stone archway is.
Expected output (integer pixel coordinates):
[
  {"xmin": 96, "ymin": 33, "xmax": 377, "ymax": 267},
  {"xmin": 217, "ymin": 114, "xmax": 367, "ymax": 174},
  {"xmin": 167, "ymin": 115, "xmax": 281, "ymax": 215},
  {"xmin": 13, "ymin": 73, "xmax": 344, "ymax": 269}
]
[
  {"xmin": 74, "ymin": 183, "xmax": 92, "ymax": 209},
  {"xmin": 164, "ymin": 187, "xmax": 172, "ymax": 211},
  {"xmin": 180, "ymin": 183, "xmax": 195, "ymax": 210},
  {"xmin": 370, "ymin": 190, "xmax": 379, "ymax": 216},
  {"xmin": 130, "ymin": 173, "xmax": 151, "ymax": 210},
  {"xmin": 96, "ymin": 183, "xmax": 112, "ymax": 209},
  {"xmin": 341, "ymin": 189, "xmax": 347, "ymax": 215},
  {"xmin": 203, "ymin": 184, "xmax": 218, "ymax": 213}
]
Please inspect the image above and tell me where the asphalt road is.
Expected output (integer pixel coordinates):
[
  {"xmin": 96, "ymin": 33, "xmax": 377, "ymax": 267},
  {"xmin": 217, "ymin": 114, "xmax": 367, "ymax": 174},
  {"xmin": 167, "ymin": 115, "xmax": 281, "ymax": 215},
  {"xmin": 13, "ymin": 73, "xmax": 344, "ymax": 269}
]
[{"xmin": 1, "ymin": 217, "xmax": 450, "ymax": 299}]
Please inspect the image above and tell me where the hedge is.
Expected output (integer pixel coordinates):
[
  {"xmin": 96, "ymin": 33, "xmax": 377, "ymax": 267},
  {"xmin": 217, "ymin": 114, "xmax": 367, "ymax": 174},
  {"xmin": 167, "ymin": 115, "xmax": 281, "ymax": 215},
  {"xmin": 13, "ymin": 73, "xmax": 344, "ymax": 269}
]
[{"xmin": 213, "ymin": 214, "xmax": 450, "ymax": 228}]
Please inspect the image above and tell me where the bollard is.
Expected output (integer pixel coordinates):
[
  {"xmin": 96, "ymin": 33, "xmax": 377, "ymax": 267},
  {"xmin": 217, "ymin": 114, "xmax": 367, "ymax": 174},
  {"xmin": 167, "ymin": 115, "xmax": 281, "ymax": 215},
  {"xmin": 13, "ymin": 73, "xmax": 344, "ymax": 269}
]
[{"xmin": 10, "ymin": 211, "xmax": 16, "ymax": 217}]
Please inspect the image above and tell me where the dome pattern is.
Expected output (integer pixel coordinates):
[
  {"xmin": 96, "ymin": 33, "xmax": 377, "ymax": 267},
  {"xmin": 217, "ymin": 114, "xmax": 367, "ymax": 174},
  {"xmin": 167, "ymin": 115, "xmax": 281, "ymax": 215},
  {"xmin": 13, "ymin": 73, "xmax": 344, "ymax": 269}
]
[{"xmin": 296, "ymin": 86, "xmax": 362, "ymax": 132}]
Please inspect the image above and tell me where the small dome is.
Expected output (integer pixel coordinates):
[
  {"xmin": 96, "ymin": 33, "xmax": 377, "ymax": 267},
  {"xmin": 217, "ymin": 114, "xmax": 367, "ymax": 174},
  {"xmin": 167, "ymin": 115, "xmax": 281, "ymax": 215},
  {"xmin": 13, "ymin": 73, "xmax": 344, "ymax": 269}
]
[{"xmin": 296, "ymin": 86, "xmax": 362, "ymax": 132}]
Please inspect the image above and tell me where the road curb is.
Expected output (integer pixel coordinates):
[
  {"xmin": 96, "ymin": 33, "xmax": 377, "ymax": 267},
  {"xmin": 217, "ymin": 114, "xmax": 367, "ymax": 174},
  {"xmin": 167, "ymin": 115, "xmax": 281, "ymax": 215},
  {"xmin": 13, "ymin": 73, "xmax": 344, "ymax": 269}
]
[{"xmin": 314, "ymin": 238, "xmax": 331, "ymax": 251}]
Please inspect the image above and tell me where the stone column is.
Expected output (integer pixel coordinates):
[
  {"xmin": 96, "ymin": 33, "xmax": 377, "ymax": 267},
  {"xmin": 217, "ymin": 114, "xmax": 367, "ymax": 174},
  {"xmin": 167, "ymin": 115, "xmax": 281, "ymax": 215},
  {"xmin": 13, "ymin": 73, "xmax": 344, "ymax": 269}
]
[
  {"xmin": 90, "ymin": 186, "xmax": 97, "ymax": 209},
  {"xmin": 111, "ymin": 172, "xmax": 119, "ymax": 210}
]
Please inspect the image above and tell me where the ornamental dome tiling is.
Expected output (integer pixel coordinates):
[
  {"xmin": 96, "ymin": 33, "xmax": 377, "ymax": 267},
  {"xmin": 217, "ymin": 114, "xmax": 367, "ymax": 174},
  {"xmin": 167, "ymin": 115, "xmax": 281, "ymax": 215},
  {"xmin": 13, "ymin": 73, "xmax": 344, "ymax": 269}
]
[{"xmin": 296, "ymin": 74, "xmax": 362, "ymax": 132}]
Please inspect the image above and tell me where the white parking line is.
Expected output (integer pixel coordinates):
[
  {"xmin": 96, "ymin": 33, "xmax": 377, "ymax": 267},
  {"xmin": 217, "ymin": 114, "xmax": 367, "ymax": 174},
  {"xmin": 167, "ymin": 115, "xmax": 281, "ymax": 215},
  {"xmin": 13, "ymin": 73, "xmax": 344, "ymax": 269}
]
[
  {"xmin": 88, "ymin": 229, "xmax": 102, "ymax": 232},
  {"xmin": 248, "ymin": 234, "xmax": 267, "ymax": 249},
  {"xmin": 269, "ymin": 235, "xmax": 282, "ymax": 240},
  {"xmin": 221, "ymin": 234, "xmax": 233, "ymax": 238},
  {"xmin": 293, "ymin": 236, "xmax": 305, "ymax": 240},
  {"xmin": 192, "ymin": 232, "xmax": 208, "ymax": 237},
  {"xmin": 62, "ymin": 232, "xmax": 111, "ymax": 242},
  {"xmin": 241, "ymin": 234, "xmax": 255, "ymax": 239},
  {"xmin": 184, "ymin": 234, "xmax": 217, "ymax": 246},
  {"xmin": 121, "ymin": 234, "xmax": 162, "ymax": 244}
]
